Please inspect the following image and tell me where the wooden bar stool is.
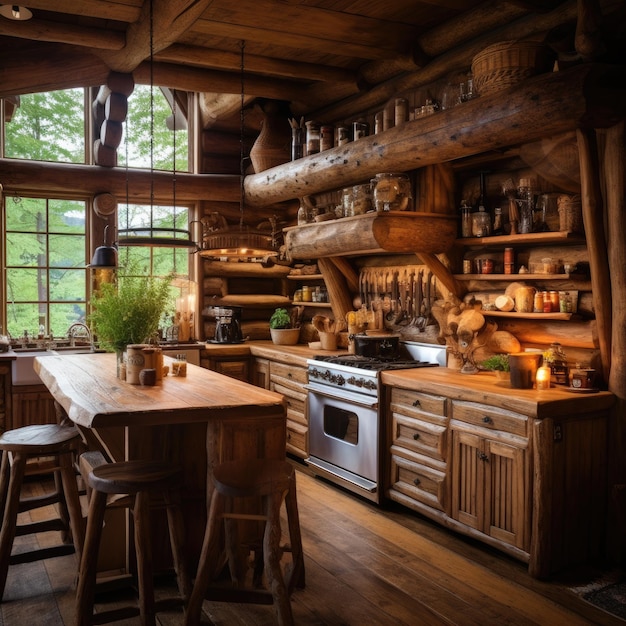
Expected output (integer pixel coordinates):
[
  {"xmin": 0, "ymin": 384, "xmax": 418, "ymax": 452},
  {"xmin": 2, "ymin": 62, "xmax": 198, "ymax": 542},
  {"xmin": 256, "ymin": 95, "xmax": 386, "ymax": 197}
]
[
  {"xmin": 185, "ymin": 458, "xmax": 304, "ymax": 626},
  {"xmin": 75, "ymin": 459, "xmax": 191, "ymax": 626},
  {"xmin": 0, "ymin": 423, "xmax": 85, "ymax": 601}
]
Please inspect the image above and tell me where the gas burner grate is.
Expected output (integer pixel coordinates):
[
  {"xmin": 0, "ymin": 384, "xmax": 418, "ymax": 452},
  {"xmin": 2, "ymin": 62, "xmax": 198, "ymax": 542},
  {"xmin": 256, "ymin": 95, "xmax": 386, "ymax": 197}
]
[{"xmin": 312, "ymin": 354, "xmax": 437, "ymax": 371}]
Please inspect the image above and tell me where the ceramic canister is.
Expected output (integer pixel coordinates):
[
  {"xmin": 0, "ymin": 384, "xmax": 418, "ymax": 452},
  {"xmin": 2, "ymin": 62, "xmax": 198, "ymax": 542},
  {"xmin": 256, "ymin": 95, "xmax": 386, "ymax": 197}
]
[{"xmin": 126, "ymin": 344, "xmax": 147, "ymax": 385}]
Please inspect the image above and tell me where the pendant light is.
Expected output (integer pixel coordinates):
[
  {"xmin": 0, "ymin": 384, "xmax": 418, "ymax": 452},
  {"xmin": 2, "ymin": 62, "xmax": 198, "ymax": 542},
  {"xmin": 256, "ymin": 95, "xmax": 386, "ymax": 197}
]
[
  {"xmin": 0, "ymin": 5, "xmax": 32, "ymax": 20},
  {"xmin": 199, "ymin": 41, "xmax": 280, "ymax": 261},
  {"xmin": 116, "ymin": 0, "xmax": 197, "ymax": 250},
  {"xmin": 89, "ymin": 225, "xmax": 118, "ymax": 268}
]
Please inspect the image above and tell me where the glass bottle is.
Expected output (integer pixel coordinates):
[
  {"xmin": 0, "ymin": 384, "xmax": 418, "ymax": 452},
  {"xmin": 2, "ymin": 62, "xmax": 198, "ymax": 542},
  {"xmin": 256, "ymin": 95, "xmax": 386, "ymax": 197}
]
[
  {"xmin": 544, "ymin": 342, "xmax": 568, "ymax": 385},
  {"xmin": 460, "ymin": 202, "xmax": 472, "ymax": 237},
  {"xmin": 492, "ymin": 207, "xmax": 504, "ymax": 235}
]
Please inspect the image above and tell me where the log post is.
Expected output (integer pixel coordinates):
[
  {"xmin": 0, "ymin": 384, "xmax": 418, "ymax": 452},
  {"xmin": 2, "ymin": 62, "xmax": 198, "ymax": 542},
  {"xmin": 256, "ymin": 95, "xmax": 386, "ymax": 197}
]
[
  {"xmin": 317, "ymin": 258, "xmax": 353, "ymax": 331},
  {"xmin": 602, "ymin": 120, "xmax": 626, "ymax": 563},
  {"xmin": 576, "ymin": 127, "xmax": 611, "ymax": 378}
]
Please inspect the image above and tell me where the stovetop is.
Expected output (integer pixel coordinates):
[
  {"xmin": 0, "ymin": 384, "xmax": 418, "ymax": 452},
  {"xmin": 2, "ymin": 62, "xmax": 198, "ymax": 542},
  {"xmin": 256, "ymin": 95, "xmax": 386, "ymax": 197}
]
[{"xmin": 310, "ymin": 354, "xmax": 438, "ymax": 372}]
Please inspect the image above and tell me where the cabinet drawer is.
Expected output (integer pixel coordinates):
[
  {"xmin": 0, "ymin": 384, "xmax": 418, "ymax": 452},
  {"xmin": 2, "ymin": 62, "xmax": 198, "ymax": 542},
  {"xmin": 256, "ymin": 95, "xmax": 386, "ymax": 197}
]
[
  {"xmin": 271, "ymin": 381, "xmax": 306, "ymax": 425},
  {"xmin": 390, "ymin": 387, "xmax": 447, "ymax": 421},
  {"xmin": 391, "ymin": 412, "xmax": 447, "ymax": 462},
  {"xmin": 389, "ymin": 454, "xmax": 447, "ymax": 512},
  {"xmin": 286, "ymin": 419, "xmax": 307, "ymax": 458},
  {"xmin": 451, "ymin": 400, "xmax": 528, "ymax": 437},
  {"xmin": 270, "ymin": 362, "xmax": 308, "ymax": 385}
]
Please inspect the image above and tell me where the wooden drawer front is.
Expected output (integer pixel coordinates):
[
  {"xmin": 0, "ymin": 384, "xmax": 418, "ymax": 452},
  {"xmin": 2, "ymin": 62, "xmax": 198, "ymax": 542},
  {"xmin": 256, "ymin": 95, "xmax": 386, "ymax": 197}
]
[
  {"xmin": 390, "ymin": 454, "xmax": 447, "ymax": 512},
  {"xmin": 390, "ymin": 387, "xmax": 447, "ymax": 422},
  {"xmin": 391, "ymin": 413, "xmax": 447, "ymax": 462},
  {"xmin": 271, "ymin": 381, "xmax": 306, "ymax": 425},
  {"xmin": 286, "ymin": 419, "xmax": 307, "ymax": 458},
  {"xmin": 270, "ymin": 362, "xmax": 308, "ymax": 385},
  {"xmin": 211, "ymin": 358, "xmax": 249, "ymax": 382},
  {"xmin": 451, "ymin": 401, "xmax": 528, "ymax": 437}
]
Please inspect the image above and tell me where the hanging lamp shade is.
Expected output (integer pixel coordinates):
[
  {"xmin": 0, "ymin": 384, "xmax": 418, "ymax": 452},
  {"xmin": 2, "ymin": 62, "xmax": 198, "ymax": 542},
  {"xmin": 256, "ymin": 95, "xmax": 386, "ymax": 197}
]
[
  {"xmin": 199, "ymin": 224, "xmax": 278, "ymax": 259},
  {"xmin": 89, "ymin": 226, "xmax": 118, "ymax": 268},
  {"xmin": 117, "ymin": 226, "xmax": 198, "ymax": 248}
]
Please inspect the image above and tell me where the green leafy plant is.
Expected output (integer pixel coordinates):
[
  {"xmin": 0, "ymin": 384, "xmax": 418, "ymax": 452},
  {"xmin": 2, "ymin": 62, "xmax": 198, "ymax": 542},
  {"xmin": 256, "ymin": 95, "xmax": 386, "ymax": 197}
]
[
  {"xmin": 481, "ymin": 354, "xmax": 510, "ymax": 372},
  {"xmin": 269, "ymin": 307, "xmax": 293, "ymax": 330},
  {"xmin": 89, "ymin": 270, "xmax": 174, "ymax": 352}
]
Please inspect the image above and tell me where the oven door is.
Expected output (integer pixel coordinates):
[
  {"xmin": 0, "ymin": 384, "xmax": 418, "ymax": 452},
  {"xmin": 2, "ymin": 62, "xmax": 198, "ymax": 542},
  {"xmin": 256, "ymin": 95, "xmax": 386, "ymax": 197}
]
[{"xmin": 305, "ymin": 382, "xmax": 379, "ymax": 494}]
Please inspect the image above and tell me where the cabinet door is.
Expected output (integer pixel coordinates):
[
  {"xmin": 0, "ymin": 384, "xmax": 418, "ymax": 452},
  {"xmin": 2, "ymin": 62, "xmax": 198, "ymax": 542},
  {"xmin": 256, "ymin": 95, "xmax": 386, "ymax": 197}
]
[
  {"xmin": 209, "ymin": 357, "xmax": 250, "ymax": 382},
  {"xmin": 10, "ymin": 386, "xmax": 57, "ymax": 429},
  {"xmin": 251, "ymin": 357, "xmax": 270, "ymax": 389},
  {"xmin": 451, "ymin": 428, "xmax": 528, "ymax": 551}
]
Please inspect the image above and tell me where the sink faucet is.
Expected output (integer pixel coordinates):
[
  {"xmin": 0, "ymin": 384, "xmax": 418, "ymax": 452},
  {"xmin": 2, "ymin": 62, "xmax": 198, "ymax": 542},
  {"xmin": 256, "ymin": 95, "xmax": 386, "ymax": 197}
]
[{"xmin": 67, "ymin": 323, "xmax": 93, "ymax": 350}]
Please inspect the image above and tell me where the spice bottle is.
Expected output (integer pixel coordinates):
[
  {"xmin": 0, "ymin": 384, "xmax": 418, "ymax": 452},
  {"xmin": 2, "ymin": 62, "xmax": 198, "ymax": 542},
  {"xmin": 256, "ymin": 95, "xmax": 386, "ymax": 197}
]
[{"xmin": 493, "ymin": 207, "xmax": 504, "ymax": 235}]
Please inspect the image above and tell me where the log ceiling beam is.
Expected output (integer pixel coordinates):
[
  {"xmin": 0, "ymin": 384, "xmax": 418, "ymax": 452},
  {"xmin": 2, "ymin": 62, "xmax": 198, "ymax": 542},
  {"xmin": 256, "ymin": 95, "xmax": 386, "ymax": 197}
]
[{"xmin": 95, "ymin": 0, "xmax": 213, "ymax": 73}]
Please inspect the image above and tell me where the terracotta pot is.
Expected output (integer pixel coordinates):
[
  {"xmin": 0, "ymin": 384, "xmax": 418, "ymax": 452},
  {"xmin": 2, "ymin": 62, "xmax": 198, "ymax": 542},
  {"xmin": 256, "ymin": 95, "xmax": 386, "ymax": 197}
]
[{"xmin": 270, "ymin": 328, "xmax": 300, "ymax": 345}]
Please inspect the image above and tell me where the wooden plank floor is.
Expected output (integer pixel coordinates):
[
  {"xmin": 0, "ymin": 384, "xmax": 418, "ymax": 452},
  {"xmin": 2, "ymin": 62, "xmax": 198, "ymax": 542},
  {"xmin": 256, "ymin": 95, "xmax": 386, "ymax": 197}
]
[{"xmin": 1, "ymin": 464, "xmax": 624, "ymax": 625}]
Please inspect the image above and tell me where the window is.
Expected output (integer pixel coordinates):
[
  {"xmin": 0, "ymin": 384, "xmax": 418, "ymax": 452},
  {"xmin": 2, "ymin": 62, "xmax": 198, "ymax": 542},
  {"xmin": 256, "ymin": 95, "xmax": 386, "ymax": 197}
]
[
  {"xmin": 3, "ymin": 89, "xmax": 86, "ymax": 163},
  {"xmin": 3, "ymin": 195, "xmax": 87, "ymax": 338}
]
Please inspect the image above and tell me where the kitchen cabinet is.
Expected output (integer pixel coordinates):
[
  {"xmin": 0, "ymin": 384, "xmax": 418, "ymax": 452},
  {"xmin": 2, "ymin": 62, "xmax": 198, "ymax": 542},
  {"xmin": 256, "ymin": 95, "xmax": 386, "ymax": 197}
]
[
  {"xmin": 0, "ymin": 362, "xmax": 10, "ymax": 432},
  {"xmin": 381, "ymin": 367, "xmax": 615, "ymax": 578},
  {"xmin": 269, "ymin": 360, "xmax": 308, "ymax": 459},
  {"xmin": 450, "ymin": 401, "xmax": 530, "ymax": 552},
  {"xmin": 9, "ymin": 384, "xmax": 57, "ymax": 430},
  {"xmin": 251, "ymin": 357, "xmax": 270, "ymax": 389},
  {"xmin": 388, "ymin": 387, "xmax": 449, "ymax": 514},
  {"xmin": 203, "ymin": 344, "xmax": 251, "ymax": 383}
]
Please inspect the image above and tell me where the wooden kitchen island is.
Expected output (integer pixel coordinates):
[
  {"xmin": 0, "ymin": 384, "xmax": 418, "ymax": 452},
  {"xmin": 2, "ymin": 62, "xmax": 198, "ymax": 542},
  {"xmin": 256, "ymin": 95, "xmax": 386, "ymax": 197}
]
[{"xmin": 34, "ymin": 352, "xmax": 287, "ymax": 575}]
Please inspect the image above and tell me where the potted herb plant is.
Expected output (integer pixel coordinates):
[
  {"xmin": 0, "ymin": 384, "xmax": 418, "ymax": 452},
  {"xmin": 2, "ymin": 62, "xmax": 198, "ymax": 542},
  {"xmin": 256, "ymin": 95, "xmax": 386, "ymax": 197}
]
[
  {"xmin": 89, "ymin": 269, "xmax": 173, "ymax": 373},
  {"xmin": 480, "ymin": 353, "xmax": 511, "ymax": 381},
  {"xmin": 269, "ymin": 307, "xmax": 300, "ymax": 345}
]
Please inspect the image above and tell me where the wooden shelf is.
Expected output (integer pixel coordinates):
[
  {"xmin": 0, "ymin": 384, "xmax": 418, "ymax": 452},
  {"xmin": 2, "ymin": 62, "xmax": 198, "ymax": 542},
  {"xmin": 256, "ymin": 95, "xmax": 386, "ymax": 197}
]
[
  {"xmin": 293, "ymin": 301, "xmax": 332, "ymax": 308},
  {"xmin": 287, "ymin": 274, "xmax": 324, "ymax": 280},
  {"xmin": 453, "ymin": 273, "xmax": 584, "ymax": 281},
  {"xmin": 456, "ymin": 232, "xmax": 586, "ymax": 247},
  {"xmin": 284, "ymin": 211, "xmax": 457, "ymax": 259},
  {"xmin": 481, "ymin": 310, "xmax": 573, "ymax": 320}
]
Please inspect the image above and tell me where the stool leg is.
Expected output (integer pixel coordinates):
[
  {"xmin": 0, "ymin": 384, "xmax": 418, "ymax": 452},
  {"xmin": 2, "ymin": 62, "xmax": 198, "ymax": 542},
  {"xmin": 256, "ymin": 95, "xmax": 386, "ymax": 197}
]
[
  {"xmin": 164, "ymin": 490, "xmax": 192, "ymax": 603},
  {"xmin": 285, "ymin": 471, "xmax": 305, "ymax": 592},
  {"xmin": 59, "ymin": 451, "xmax": 85, "ymax": 566},
  {"xmin": 133, "ymin": 490, "xmax": 156, "ymax": 626},
  {"xmin": 75, "ymin": 490, "xmax": 107, "ymax": 626},
  {"xmin": 264, "ymin": 490, "xmax": 294, "ymax": 626},
  {"xmin": 0, "ymin": 451, "xmax": 27, "ymax": 601},
  {"xmin": 185, "ymin": 490, "xmax": 225, "ymax": 626}
]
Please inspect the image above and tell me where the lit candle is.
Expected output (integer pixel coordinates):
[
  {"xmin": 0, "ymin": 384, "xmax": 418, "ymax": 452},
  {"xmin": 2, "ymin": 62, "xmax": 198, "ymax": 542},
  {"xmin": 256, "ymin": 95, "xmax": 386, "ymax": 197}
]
[{"xmin": 536, "ymin": 365, "xmax": 551, "ymax": 390}]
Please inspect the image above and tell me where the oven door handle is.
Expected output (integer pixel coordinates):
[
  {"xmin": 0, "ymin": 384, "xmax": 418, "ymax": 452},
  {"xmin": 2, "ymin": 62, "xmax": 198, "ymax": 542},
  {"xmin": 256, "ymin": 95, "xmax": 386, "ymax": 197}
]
[{"xmin": 304, "ymin": 384, "xmax": 378, "ymax": 410}]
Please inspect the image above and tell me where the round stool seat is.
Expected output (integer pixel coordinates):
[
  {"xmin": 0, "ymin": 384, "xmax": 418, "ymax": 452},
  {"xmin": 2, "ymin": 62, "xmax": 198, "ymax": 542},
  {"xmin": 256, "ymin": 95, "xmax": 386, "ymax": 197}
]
[
  {"xmin": 212, "ymin": 459, "xmax": 293, "ymax": 498},
  {"xmin": 89, "ymin": 459, "xmax": 182, "ymax": 495},
  {"xmin": 0, "ymin": 423, "xmax": 80, "ymax": 454}
]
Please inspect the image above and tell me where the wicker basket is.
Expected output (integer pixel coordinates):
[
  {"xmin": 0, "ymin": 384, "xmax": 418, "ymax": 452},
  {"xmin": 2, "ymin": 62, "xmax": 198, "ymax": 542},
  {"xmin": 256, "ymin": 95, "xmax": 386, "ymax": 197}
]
[
  {"xmin": 557, "ymin": 194, "xmax": 584, "ymax": 234},
  {"xmin": 471, "ymin": 40, "xmax": 552, "ymax": 96}
]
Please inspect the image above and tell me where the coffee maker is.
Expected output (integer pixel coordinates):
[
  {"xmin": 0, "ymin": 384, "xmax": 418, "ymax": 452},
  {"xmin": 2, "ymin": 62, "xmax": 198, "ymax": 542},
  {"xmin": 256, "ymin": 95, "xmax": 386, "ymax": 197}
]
[{"xmin": 212, "ymin": 306, "xmax": 243, "ymax": 343}]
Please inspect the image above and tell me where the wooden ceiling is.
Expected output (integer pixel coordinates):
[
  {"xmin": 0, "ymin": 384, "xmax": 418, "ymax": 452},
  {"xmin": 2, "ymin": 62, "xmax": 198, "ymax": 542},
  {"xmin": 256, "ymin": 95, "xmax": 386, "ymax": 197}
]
[{"xmin": 0, "ymin": 0, "xmax": 620, "ymax": 131}]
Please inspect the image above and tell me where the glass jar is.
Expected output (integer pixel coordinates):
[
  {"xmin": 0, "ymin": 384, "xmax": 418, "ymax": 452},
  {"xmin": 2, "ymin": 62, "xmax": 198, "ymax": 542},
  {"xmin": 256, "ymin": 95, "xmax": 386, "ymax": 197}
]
[
  {"xmin": 371, "ymin": 173, "xmax": 411, "ymax": 212},
  {"xmin": 471, "ymin": 206, "xmax": 491, "ymax": 237},
  {"xmin": 352, "ymin": 183, "xmax": 373, "ymax": 215},
  {"xmin": 544, "ymin": 342, "xmax": 568, "ymax": 385},
  {"xmin": 305, "ymin": 120, "xmax": 320, "ymax": 156},
  {"xmin": 460, "ymin": 202, "xmax": 472, "ymax": 237}
]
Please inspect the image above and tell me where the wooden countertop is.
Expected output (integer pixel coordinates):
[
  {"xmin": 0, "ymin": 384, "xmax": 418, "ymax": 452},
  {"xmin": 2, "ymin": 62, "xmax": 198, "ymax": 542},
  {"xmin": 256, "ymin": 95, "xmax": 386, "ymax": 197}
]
[
  {"xmin": 381, "ymin": 367, "xmax": 615, "ymax": 419},
  {"xmin": 34, "ymin": 352, "xmax": 285, "ymax": 429},
  {"xmin": 203, "ymin": 340, "xmax": 345, "ymax": 367}
]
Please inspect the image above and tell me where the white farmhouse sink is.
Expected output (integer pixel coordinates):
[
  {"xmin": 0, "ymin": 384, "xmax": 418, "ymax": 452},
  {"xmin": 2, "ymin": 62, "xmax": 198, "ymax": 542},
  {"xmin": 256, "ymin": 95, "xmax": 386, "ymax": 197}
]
[
  {"xmin": 10, "ymin": 349, "xmax": 54, "ymax": 386},
  {"xmin": 10, "ymin": 347, "xmax": 96, "ymax": 385}
]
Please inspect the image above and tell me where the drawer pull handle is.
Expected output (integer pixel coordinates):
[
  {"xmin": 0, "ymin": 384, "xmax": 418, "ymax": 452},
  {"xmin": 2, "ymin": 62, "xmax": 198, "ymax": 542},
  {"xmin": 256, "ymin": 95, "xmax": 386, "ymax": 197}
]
[
  {"xmin": 482, "ymin": 416, "xmax": 493, "ymax": 424},
  {"xmin": 477, "ymin": 451, "xmax": 489, "ymax": 462},
  {"xmin": 412, "ymin": 399, "xmax": 421, "ymax": 408},
  {"xmin": 413, "ymin": 478, "xmax": 421, "ymax": 486},
  {"xmin": 413, "ymin": 433, "xmax": 420, "ymax": 440}
]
